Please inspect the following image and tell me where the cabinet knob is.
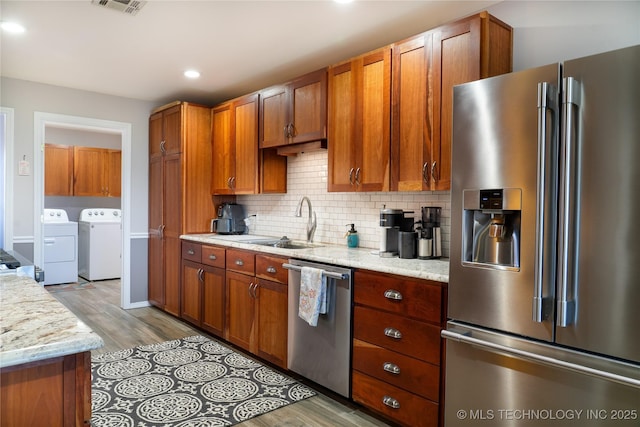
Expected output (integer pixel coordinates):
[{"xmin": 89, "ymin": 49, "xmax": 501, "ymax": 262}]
[
  {"xmin": 266, "ymin": 266, "xmax": 277, "ymax": 274},
  {"xmin": 198, "ymin": 268, "xmax": 204, "ymax": 282},
  {"xmin": 382, "ymin": 395, "xmax": 401, "ymax": 409},
  {"xmin": 235, "ymin": 259, "xmax": 244, "ymax": 266},
  {"xmin": 349, "ymin": 168, "xmax": 355, "ymax": 185},
  {"xmin": 384, "ymin": 289, "xmax": 403, "ymax": 301},
  {"xmin": 208, "ymin": 254, "xmax": 217, "ymax": 260},
  {"xmin": 384, "ymin": 327, "xmax": 402, "ymax": 340},
  {"xmin": 187, "ymin": 249, "xmax": 195, "ymax": 255},
  {"xmin": 354, "ymin": 167, "xmax": 361, "ymax": 186},
  {"xmin": 160, "ymin": 140, "xmax": 166, "ymax": 153},
  {"xmin": 383, "ymin": 362, "xmax": 401, "ymax": 375}
]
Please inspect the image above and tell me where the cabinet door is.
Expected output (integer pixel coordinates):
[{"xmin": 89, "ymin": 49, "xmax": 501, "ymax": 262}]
[
  {"xmin": 328, "ymin": 61, "xmax": 357, "ymax": 192},
  {"xmin": 162, "ymin": 154, "xmax": 182, "ymax": 316},
  {"xmin": 289, "ymin": 68, "xmax": 327, "ymax": 144},
  {"xmin": 232, "ymin": 94, "xmax": 259, "ymax": 194},
  {"xmin": 259, "ymin": 85, "xmax": 288, "ymax": 149},
  {"xmin": 391, "ymin": 32, "xmax": 434, "ymax": 191},
  {"xmin": 106, "ymin": 149, "xmax": 121, "ymax": 197},
  {"xmin": 161, "ymin": 104, "xmax": 183, "ymax": 155},
  {"xmin": 44, "ymin": 144, "xmax": 74, "ymax": 196},
  {"xmin": 181, "ymin": 260, "xmax": 202, "ymax": 325},
  {"xmin": 148, "ymin": 153, "xmax": 164, "ymax": 308},
  {"xmin": 202, "ymin": 265, "xmax": 225, "ymax": 337},
  {"xmin": 73, "ymin": 146, "xmax": 105, "ymax": 196},
  {"xmin": 256, "ymin": 278, "xmax": 288, "ymax": 368},
  {"xmin": 149, "ymin": 111, "xmax": 164, "ymax": 158},
  {"xmin": 358, "ymin": 48, "xmax": 390, "ymax": 192},
  {"xmin": 328, "ymin": 49, "xmax": 390, "ymax": 192},
  {"xmin": 226, "ymin": 271, "xmax": 255, "ymax": 352},
  {"xmin": 211, "ymin": 103, "xmax": 234, "ymax": 195}
]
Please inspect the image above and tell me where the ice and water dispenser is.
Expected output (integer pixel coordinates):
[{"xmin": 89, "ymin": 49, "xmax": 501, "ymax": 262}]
[{"xmin": 462, "ymin": 189, "xmax": 521, "ymax": 270}]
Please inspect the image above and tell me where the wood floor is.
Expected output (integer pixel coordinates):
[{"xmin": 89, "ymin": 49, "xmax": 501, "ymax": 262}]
[{"xmin": 50, "ymin": 280, "xmax": 392, "ymax": 427}]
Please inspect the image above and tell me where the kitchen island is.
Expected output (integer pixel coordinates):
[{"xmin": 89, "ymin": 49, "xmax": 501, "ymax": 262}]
[{"xmin": 0, "ymin": 274, "xmax": 104, "ymax": 426}]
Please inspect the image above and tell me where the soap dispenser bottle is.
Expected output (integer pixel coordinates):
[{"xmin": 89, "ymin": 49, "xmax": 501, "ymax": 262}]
[{"xmin": 345, "ymin": 224, "xmax": 359, "ymax": 248}]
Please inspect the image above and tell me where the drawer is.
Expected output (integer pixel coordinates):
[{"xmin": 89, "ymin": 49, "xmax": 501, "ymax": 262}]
[
  {"xmin": 255, "ymin": 254, "xmax": 288, "ymax": 284},
  {"xmin": 352, "ymin": 371, "xmax": 439, "ymax": 427},
  {"xmin": 353, "ymin": 339, "xmax": 439, "ymax": 402},
  {"xmin": 354, "ymin": 270, "xmax": 443, "ymax": 324},
  {"xmin": 201, "ymin": 245, "xmax": 225, "ymax": 268},
  {"xmin": 226, "ymin": 249, "xmax": 255, "ymax": 275},
  {"xmin": 182, "ymin": 241, "xmax": 201, "ymax": 263},
  {"xmin": 354, "ymin": 306, "xmax": 441, "ymax": 365}
]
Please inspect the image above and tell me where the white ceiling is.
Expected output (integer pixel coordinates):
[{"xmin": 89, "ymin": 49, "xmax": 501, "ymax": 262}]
[{"xmin": 0, "ymin": 0, "xmax": 501, "ymax": 106}]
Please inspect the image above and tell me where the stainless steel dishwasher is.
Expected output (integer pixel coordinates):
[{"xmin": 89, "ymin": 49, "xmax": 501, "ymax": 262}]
[{"xmin": 284, "ymin": 259, "xmax": 353, "ymax": 398}]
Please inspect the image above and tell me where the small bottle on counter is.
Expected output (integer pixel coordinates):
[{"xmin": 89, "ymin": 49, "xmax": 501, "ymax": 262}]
[{"xmin": 345, "ymin": 224, "xmax": 359, "ymax": 248}]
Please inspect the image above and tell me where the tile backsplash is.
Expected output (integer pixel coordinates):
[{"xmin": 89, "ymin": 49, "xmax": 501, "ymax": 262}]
[{"xmin": 238, "ymin": 150, "xmax": 451, "ymax": 258}]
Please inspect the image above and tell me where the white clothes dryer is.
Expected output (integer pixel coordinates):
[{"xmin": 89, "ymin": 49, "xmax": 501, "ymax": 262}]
[
  {"xmin": 43, "ymin": 208, "xmax": 78, "ymax": 285},
  {"xmin": 78, "ymin": 208, "xmax": 122, "ymax": 281}
]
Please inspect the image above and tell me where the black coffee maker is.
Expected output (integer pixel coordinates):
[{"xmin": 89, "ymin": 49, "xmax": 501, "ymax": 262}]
[{"xmin": 417, "ymin": 207, "xmax": 442, "ymax": 259}]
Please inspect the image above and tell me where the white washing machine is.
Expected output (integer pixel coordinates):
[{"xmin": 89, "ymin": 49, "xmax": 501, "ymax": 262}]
[
  {"xmin": 43, "ymin": 208, "xmax": 78, "ymax": 285},
  {"xmin": 78, "ymin": 208, "xmax": 122, "ymax": 281}
]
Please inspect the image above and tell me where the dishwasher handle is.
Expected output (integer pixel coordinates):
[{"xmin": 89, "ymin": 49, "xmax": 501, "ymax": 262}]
[{"xmin": 282, "ymin": 263, "xmax": 348, "ymax": 280}]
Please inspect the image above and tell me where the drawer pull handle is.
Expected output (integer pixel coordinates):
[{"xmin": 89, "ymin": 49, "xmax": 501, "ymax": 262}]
[
  {"xmin": 383, "ymin": 396, "xmax": 400, "ymax": 409},
  {"xmin": 383, "ymin": 362, "xmax": 400, "ymax": 375},
  {"xmin": 208, "ymin": 254, "xmax": 217, "ymax": 260},
  {"xmin": 267, "ymin": 266, "xmax": 277, "ymax": 274},
  {"xmin": 235, "ymin": 259, "xmax": 244, "ymax": 266},
  {"xmin": 187, "ymin": 249, "xmax": 195, "ymax": 255},
  {"xmin": 384, "ymin": 327, "xmax": 402, "ymax": 339},
  {"xmin": 384, "ymin": 289, "xmax": 403, "ymax": 301}
]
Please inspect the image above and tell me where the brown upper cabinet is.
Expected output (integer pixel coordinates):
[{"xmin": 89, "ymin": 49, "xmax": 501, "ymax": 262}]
[
  {"xmin": 328, "ymin": 47, "xmax": 391, "ymax": 192},
  {"xmin": 45, "ymin": 144, "xmax": 121, "ymax": 197},
  {"xmin": 44, "ymin": 144, "xmax": 74, "ymax": 196},
  {"xmin": 391, "ymin": 11, "xmax": 513, "ymax": 191},
  {"xmin": 211, "ymin": 94, "xmax": 287, "ymax": 195},
  {"xmin": 73, "ymin": 146, "xmax": 121, "ymax": 197},
  {"xmin": 211, "ymin": 94, "xmax": 260, "ymax": 195},
  {"xmin": 259, "ymin": 68, "xmax": 327, "ymax": 150}
]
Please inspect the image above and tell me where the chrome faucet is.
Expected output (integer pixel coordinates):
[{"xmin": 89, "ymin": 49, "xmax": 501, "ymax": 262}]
[{"xmin": 295, "ymin": 196, "xmax": 317, "ymax": 243}]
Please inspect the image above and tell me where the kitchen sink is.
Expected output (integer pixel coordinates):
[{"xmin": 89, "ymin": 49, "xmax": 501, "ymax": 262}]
[{"xmin": 245, "ymin": 236, "xmax": 322, "ymax": 250}]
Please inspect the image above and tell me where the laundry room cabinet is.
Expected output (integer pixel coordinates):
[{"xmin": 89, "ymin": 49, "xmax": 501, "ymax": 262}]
[
  {"xmin": 73, "ymin": 146, "xmax": 121, "ymax": 197},
  {"xmin": 44, "ymin": 144, "xmax": 74, "ymax": 196},
  {"xmin": 148, "ymin": 101, "xmax": 214, "ymax": 316}
]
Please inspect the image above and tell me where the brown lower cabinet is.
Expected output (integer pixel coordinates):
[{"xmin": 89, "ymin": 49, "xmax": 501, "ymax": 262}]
[
  {"xmin": 352, "ymin": 270, "xmax": 447, "ymax": 427},
  {"xmin": 180, "ymin": 243, "xmax": 288, "ymax": 369},
  {"xmin": 0, "ymin": 352, "xmax": 92, "ymax": 427}
]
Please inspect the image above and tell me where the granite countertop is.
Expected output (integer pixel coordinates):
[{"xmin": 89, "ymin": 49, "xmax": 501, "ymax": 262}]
[
  {"xmin": 182, "ymin": 233, "xmax": 450, "ymax": 283},
  {"xmin": 0, "ymin": 275, "xmax": 104, "ymax": 369}
]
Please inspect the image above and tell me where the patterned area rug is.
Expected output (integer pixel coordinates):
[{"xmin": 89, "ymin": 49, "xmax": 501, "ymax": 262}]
[{"xmin": 91, "ymin": 335, "xmax": 316, "ymax": 426}]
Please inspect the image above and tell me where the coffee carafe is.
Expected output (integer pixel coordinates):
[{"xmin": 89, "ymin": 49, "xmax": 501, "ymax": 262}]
[{"xmin": 418, "ymin": 207, "xmax": 442, "ymax": 259}]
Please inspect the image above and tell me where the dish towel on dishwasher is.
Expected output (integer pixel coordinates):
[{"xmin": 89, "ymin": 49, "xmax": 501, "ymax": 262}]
[{"xmin": 298, "ymin": 266, "xmax": 327, "ymax": 327}]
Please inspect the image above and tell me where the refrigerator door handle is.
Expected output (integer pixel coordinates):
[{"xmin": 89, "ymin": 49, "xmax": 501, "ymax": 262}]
[
  {"xmin": 557, "ymin": 76, "xmax": 581, "ymax": 327},
  {"xmin": 441, "ymin": 329, "xmax": 640, "ymax": 389},
  {"xmin": 533, "ymin": 82, "xmax": 557, "ymax": 322}
]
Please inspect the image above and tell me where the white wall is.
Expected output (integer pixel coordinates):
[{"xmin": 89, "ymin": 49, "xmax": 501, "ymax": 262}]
[{"xmin": 238, "ymin": 1, "xmax": 640, "ymax": 257}]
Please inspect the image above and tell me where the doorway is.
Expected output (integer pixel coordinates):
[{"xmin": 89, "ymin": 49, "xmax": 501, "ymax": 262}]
[
  {"xmin": 33, "ymin": 112, "xmax": 140, "ymax": 309},
  {"xmin": 0, "ymin": 107, "xmax": 15, "ymax": 250}
]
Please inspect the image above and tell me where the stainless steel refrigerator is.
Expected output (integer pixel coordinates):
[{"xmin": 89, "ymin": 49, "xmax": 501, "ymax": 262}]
[{"xmin": 444, "ymin": 45, "xmax": 640, "ymax": 426}]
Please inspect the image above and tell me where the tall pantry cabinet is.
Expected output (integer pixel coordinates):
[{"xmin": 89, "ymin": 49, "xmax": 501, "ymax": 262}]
[{"xmin": 148, "ymin": 102, "xmax": 214, "ymax": 316}]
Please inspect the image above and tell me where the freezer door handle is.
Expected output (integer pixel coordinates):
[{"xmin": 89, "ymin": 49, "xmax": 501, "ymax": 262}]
[
  {"xmin": 441, "ymin": 329, "xmax": 640, "ymax": 389},
  {"xmin": 557, "ymin": 76, "xmax": 581, "ymax": 327},
  {"xmin": 533, "ymin": 81, "xmax": 557, "ymax": 323}
]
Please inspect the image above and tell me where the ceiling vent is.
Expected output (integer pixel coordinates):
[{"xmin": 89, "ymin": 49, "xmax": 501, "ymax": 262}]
[{"xmin": 91, "ymin": 0, "xmax": 147, "ymax": 16}]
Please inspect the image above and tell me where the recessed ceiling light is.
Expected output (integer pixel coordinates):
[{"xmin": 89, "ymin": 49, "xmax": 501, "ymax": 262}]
[
  {"xmin": 184, "ymin": 70, "xmax": 201, "ymax": 79},
  {"xmin": 334, "ymin": 0, "xmax": 353, "ymax": 3},
  {"xmin": 1, "ymin": 22, "xmax": 26, "ymax": 34}
]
